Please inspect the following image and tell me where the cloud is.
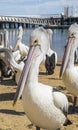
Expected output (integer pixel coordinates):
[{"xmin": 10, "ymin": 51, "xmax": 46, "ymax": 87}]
[
  {"xmin": 0, "ymin": 0, "xmax": 78, "ymax": 15},
  {"xmin": 0, "ymin": 0, "xmax": 33, "ymax": 2},
  {"xmin": 39, "ymin": 0, "xmax": 78, "ymax": 7}
]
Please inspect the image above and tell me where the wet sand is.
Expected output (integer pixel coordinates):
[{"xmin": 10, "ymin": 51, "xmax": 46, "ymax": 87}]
[{"xmin": 0, "ymin": 62, "xmax": 78, "ymax": 130}]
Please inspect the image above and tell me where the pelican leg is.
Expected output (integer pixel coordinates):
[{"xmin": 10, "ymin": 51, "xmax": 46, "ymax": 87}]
[
  {"xmin": 72, "ymin": 96, "xmax": 77, "ymax": 111},
  {"xmin": 36, "ymin": 126, "xmax": 40, "ymax": 130}
]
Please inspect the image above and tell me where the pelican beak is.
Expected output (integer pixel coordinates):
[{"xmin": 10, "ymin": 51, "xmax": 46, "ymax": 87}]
[
  {"xmin": 59, "ymin": 35, "xmax": 75, "ymax": 77},
  {"xmin": 13, "ymin": 44, "xmax": 41, "ymax": 106}
]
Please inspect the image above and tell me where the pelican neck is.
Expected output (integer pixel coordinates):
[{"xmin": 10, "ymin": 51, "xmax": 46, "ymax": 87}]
[
  {"xmin": 27, "ymin": 54, "xmax": 43, "ymax": 83},
  {"xmin": 67, "ymin": 42, "xmax": 76, "ymax": 68}
]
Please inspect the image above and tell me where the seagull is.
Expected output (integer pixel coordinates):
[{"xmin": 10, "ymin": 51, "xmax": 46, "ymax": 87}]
[
  {"xmin": 13, "ymin": 27, "xmax": 71, "ymax": 130},
  {"xmin": 60, "ymin": 23, "xmax": 78, "ymax": 110}
]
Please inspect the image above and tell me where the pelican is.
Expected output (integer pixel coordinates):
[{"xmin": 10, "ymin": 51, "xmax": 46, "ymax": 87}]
[
  {"xmin": 18, "ymin": 26, "xmax": 23, "ymax": 40},
  {"xmin": 0, "ymin": 47, "xmax": 25, "ymax": 83},
  {"xmin": 13, "ymin": 50, "xmax": 21, "ymax": 62},
  {"xmin": 46, "ymin": 29, "xmax": 57, "ymax": 65},
  {"xmin": 60, "ymin": 23, "xmax": 78, "ymax": 109},
  {"xmin": 13, "ymin": 27, "xmax": 71, "ymax": 130},
  {"xmin": 45, "ymin": 29, "xmax": 57, "ymax": 74},
  {"xmin": 45, "ymin": 48, "xmax": 57, "ymax": 74},
  {"xmin": 14, "ymin": 26, "xmax": 29, "ymax": 57},
  {"xmin": 0, "ymin": 46, "xmax": 28, "ymax": 84},
  {"xmin": 0, "ymin": 59, "xmax": 12, "ymax": 80},
  {"xmin": 0, "ymin": 29, "xmax": 9, "ymax": 48}
]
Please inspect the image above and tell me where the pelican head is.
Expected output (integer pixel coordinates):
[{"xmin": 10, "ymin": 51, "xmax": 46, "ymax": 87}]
[
  {"xmin": 60, "ymin": 23, "xmax": 78, "ymax": 77},
  {"xmin": 13, "ymin": 27, "xmax": 50, "ymax": 105}
]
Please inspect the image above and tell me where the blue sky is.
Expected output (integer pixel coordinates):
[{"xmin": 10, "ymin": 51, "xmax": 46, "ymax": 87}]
[{"xmin": 0, "ymin": 0, "xmax": 78, "ymax": 16}]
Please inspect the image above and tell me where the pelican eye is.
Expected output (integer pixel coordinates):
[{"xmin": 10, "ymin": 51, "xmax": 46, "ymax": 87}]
[
  {"xmin": 70, "ymin": 32, "xmax": 75, "ymax": 37},
  {"xmin": 34, "ymin": 40, "xmax": 38, "ymax": 46}
]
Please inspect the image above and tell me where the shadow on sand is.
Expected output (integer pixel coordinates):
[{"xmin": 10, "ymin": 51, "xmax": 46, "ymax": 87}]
[
  {"xmin": 0, "ymin": 109, "xmax": 25, "ymax": 116},
  {"xmin": 0, "ymin": 92, "xmax": 16, "ymax": 101},
  {"xmin": 0, "ymin": 78, "xmax": 16, "ymax": 86}
]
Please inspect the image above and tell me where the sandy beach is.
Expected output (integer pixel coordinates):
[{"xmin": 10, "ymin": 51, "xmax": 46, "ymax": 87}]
[{"xmin": 0, "ymin": 62, "xmax": 78, "ymax": 130}]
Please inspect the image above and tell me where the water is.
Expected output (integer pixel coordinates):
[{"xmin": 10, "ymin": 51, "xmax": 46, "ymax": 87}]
[
  {"xmin": 0, "ymin": 28, "xmax": 69, "ymax": 61},
  {"xmin": 52, "ymin": 29, "xmax": 68, "ymax": 61}
]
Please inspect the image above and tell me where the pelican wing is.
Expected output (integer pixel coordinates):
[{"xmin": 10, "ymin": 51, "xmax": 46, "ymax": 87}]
[
  {"xmin": 0, "ymin": 48, "xmax": 21, "ymax": 71},
  {"xmin": 53, "ymin": 89, "xmax": 68, "ymax": 117}
]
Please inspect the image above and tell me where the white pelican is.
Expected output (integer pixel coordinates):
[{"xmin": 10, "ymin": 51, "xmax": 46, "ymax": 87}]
[
  {"xmin": 60, "ymin": 23, "xmax": 78, "ymax": 109},
  {"xmin": 46, "ymin": 29, "xmax": 53, "ymax": 49},
  {"xmin": 0, "ymin": 48, "xmax": 22, "ymax": 71},
  {"xmin": 13, "ymin": 27, "xmax": 71, "ymax": 130},
  {"xmin": 18, "ymin": 26, "xmax": 23, "ymax": 40},
  {"xmin": 14, "ymin": 26, "xmax": 29, "ymax": 57},
  {"xmin": 0, "ymin": 29, "xmax": 9, "ymax": 48},
  {"xmin": 45, "ymin": 29, "xmax": 57, "ymax": 74},
  {"xmin": 0, "ymin": 59, "xmax": 12, "ymax": 80},
  {"xmin": 45, "ymin": 48, "xmax": 57, "ymax": 74},
  {"xmin": 0, "ymin": 47, "xmax": 27, "ymax": 84},
  {"xmin": 46, "ymin": 48, "xmax": 57, "ymax": 65},
  {"xmin": 46, "ymin": 29, "xmax": 57, "ymax": 64}
]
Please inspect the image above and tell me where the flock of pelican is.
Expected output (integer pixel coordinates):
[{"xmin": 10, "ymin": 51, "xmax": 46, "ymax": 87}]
[
  {"xmin": 0, "ymin": 23, "xmax": 78, "ymax": 130},
  {"xmin": 0, "ymin": 26, "xmax": 57, "ymax": 84}
]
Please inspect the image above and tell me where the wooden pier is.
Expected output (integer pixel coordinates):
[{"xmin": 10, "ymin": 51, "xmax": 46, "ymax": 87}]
[{"xmin": 0, "ymin": 15, "xmax": 78, "ymax": 29}]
